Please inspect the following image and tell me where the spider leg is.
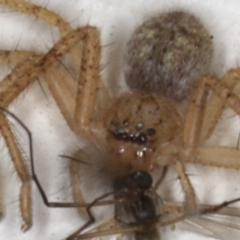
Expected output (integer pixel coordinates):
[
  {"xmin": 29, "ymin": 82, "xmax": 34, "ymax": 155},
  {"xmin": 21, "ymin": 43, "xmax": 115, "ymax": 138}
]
[
  {"xmin": 203, "ymin": 70, "xmax": 240, "ymax": 117},
  {"xmin": 69, "ymin": 161, "xmax": 87, "ymax": 216},
  {"xmin": 153, "ymin": 166, "xmax": 168, "ymax": 191},
  {"xmin": 42, "ymin": 26, "xmax": 111, "ymax": 219},
  {"xmin": 0, "ymin": 0, "xmax": 72, "ymax": 36},
  {"xmin": 184, "ymin": 69, "xmax": 240, "ymax": 170},
  {"xmin": 197, "ymin": 147, "xmax": 240, "ymax": 169},
  {"xmin": 200, "ymin": 70, "xmax": 239, "ymax": 142},
  {"xmin": 0, "ymin": 50, "xmax": 42, "ymax": 229},
  {"xmin": 0, "ymin": 27, "xmax": 87, "ymax": 229},
  {"xmin": 0, "ymin": 27, "xmax": 83, "ymax": 107},
  {"xmin": 173, "ymin": 160, "xmax": 198, "ymax": 216},
  {"xmin": 0, "ymin": 0, "xmax": 110, "ymax": 228},
  {"xmin": 0, "ymin": 50, "xmax": 42, "ymax": 64},
  {"xmin": 178, "ymin": 75, "xmax": 229, "ymax": 218},
  {"xmin": 183, "ymin": 79, "xmax": 208, "ymax": 158},
  {"xmin": 183, "ymin": 70, "xmax": 240, "ymax": 156},
  {"xmin": 179, "ymin": 70, "xmax": 240, "ymax": 216},
  {"xmin": 0, "ymin": 0, "xmax": 112, "ymax": 228},
  {"xmin": 42, "ymin": 26, "xmax": 110, "ymax": 136},
  {"xmin": 0, "ymin": 113, "xmax": 31, "ymax": 230},
  {"xmin": 168, "ymin": 80, "xmax": 208, "ymax": 216}
]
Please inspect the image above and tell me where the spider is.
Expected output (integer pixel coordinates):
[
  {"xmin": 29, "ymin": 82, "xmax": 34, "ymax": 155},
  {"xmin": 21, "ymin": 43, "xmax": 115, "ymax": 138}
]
[{"xmin": 0, "ymin": 0, "xmax": 240, "ymax": 240}]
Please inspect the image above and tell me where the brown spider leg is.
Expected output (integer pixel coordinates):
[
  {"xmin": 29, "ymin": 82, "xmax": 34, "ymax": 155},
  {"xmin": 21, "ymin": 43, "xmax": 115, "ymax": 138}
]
[
  {"xmin": 42, "ymin": 27, "xmax": 110, "ymax": 135},
  {"xmin": 0, "ymin": 113, "xmax": 31, "ymax": 230},
  {"xmin": 0, "ymin": 27, "xmax": 107, "ymax": 222},
  {"xmin": 202, "ymin": 72, "xmax": 240, "ymax": 123},
  {"xmin": 180, "ymin": 74, "xmax": 236, "ymax": 216},
  {"xmin": 180, "ymin": 72, "xmax": 240, "ymax": 216},
  {"xmin": 73, "ymin": 28, "xmax": 110, "ymax": 136},
  {"xmin": 0, "ymin": 0, "xmax": 72, "ymax": 36},
  {"xmin": 42, "ymin": 27, "xmax": 111, "ymax": 217},
  {"xmin": 184, "ymin": 70, "xmax": 240, "ymax": 169},
  {"xmin": 0, "ymin": 5, "xmax": 85, "ymax": 108},
  {"xmin": 1, "ymin": 0, "xmax": 110, "ymax": 225},
  {"xmin": 183, "ymin": 71, "xmax": 240, "ymax": 160},
  {"xmin": 70, "ymin": 161, "xmax": 87, "ymax": 216},
  {"xmin": 0, "ymin": 51, "xmax": 43, "ymax": 229},
  {"xmin": 179, "ymin": 71, "xmax": 240, "ymax": 216},
  {"xmin": 0, "ymin": 50, "xmax": 42, "ymax": 64},
  {"xmin": 176, "ymin": 79, "xmax": 212, "ymax": 216},
  {"xmin": 173, "ymin": 160, "xmax": 198, "ymax": 216},
  {"xmin": 200, "ymin": 69, "xmax": 240, "ymax": 142},
  {"xmin": 0, "ymin": 27, "xmax": 86, "ymax": 107},
  {"xmin": 0, "ymin": 28, "xmax": 87, "ymax": 229},
  {"xmin": 184, "ymin": 79, "xmax": 209, "ymax": 158},
  {"xmin": 2, "ymin": 61, "xmax": 36, "ymax": 233},
  {"xmin": 1, "ymin": 107, "xmax": 129, "ymax": 239},
  {"xmin": 42, "ymin": 39, "xmax": 83, "ymax": 217},
  {"xmin": 0, "ymin": 0, "xmax": 80, "ymax": 83},
  {"xmin": 153, "ymin": 166, "xmax": 168, "ymax": 191},
  {"xmin": 197, "ymin": 147, "xmax": 240, "ymax": 169},
  {"xmin": 24, "ymin": 112, "xmax": 115, "ymax": 212},
  {"xmin": 0, "ymin": 26, "xmax": 111, "ymax": 235}
]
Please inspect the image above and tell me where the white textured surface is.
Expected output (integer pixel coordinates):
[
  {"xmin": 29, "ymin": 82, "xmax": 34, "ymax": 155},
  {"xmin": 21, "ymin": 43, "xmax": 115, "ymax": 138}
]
[{"xmin": 0, "ymin": 0, "xmax": 240, "ymax": 240}]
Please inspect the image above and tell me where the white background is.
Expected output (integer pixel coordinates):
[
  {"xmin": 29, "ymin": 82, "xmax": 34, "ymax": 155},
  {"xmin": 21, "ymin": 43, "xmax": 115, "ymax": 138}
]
[{"xmin": 0, "ymin": 0, "xmax": 240, "ymax": 240}]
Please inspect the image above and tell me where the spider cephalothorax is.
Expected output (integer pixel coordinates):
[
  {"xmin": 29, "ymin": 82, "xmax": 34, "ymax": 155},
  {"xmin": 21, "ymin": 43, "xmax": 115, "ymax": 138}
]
[{"xmin": 104, "ymin": 91, "xmax": 184, "ymax": 172}]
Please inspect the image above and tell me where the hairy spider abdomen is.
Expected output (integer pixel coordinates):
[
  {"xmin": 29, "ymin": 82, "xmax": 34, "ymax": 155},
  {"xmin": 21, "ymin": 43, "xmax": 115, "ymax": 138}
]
[{"xmin": 124, "ymin": 11, "xmax": 213, "ymax": 101}]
